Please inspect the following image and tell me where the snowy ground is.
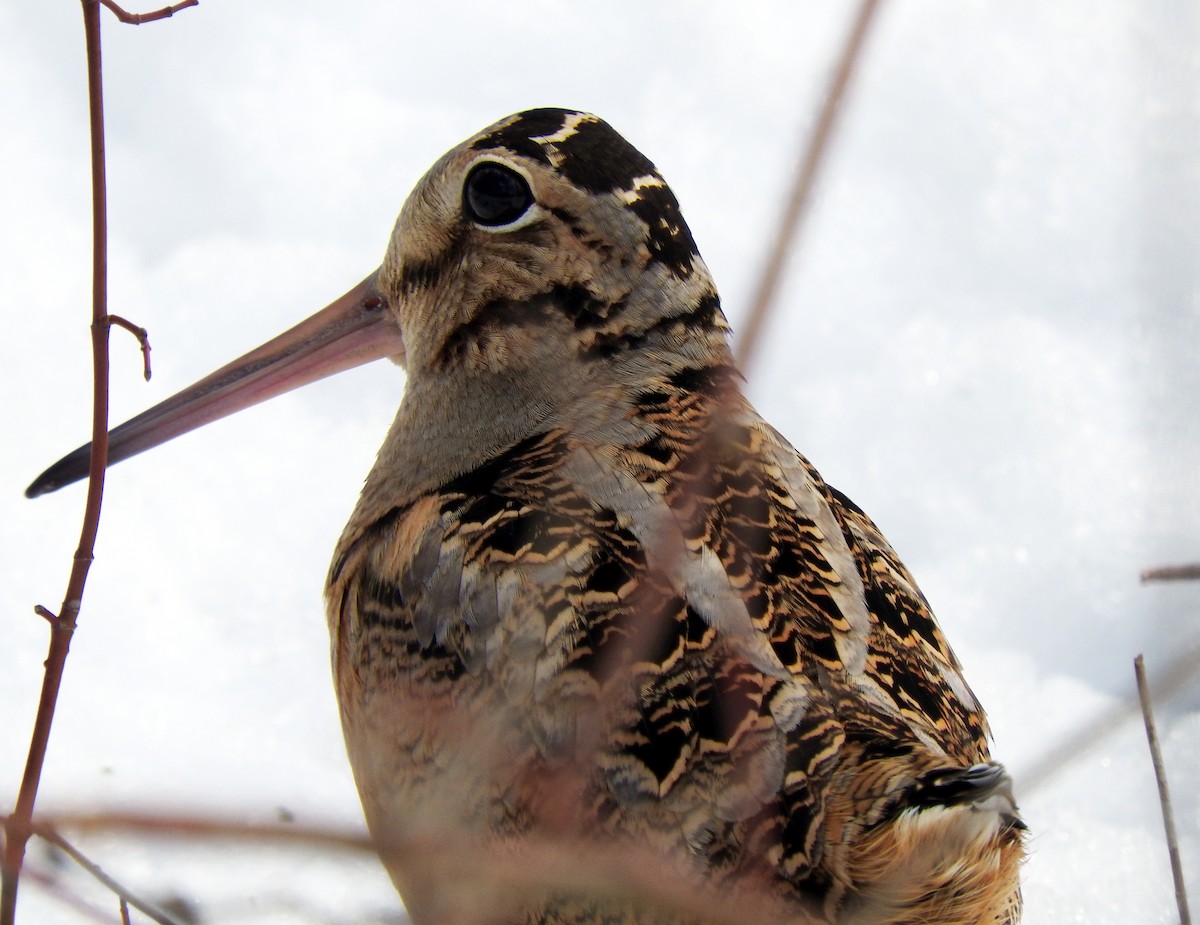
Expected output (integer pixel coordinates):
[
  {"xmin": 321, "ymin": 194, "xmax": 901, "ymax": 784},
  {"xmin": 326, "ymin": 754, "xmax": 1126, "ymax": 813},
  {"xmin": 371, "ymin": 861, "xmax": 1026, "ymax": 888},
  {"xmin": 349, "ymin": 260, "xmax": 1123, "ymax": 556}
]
[{"xmin": 2, "ymin": 3, "xmax": 1197, "ymax": 923}]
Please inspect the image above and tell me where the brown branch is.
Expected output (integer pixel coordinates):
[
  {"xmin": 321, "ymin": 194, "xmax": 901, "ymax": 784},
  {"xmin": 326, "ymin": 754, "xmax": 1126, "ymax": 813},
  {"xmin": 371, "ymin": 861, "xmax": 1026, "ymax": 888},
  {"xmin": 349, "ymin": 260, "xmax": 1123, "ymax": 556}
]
[
  {"xmin": 38, "ymin": 811, "xmax": 375, "ymax": 853},
  {"xmin": 30, "ymin": 824, "xmax": 185, "ymax": 925},
  {"xmin": 1135, "ymin": 655, "xmax": 1193, "ymax": 925},
  {"xmin": 35, "ymin": 810, "xmax": 820, "ymax": 925},
  {"xmin": 3, "ymin": 0, "xmax": 195, "ymax": 916},
  {"xmin": 32, "ymin": 605, "xmax": 63, "ymax": 628},
  {"xmin": 3, "ymin": 1, "xmax": 114, "ymax": 919},
  {"xmin": 99, "ymin": 0, "xmax": 198, "ymax": 24},
  {"xmin": 1141, "ymin": 563, "xmax": 1200, "ymax": 584},
  {"xmin": 105, "ymin": 314, "xmax": 152, "ymax": 380},
  {"xmin": 734, "ymin": 0, "xmax": 884, "ymax": 373}
]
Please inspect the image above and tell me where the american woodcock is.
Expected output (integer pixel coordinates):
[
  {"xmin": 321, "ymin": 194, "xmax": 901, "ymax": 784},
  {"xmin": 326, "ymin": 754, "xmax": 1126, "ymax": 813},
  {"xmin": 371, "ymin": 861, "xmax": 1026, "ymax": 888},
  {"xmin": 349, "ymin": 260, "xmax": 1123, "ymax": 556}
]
[{"xmin": 30, "ymin": 109, "xmax": 1024, "ymax": 925}]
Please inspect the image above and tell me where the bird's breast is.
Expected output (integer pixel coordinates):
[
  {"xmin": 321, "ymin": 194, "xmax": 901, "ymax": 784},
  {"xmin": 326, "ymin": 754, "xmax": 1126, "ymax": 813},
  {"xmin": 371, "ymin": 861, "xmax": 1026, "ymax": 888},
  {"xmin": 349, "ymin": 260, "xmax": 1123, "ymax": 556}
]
[{"xmin": 321, "ymin": 369, "xmax": 1004, "ymax": 922}]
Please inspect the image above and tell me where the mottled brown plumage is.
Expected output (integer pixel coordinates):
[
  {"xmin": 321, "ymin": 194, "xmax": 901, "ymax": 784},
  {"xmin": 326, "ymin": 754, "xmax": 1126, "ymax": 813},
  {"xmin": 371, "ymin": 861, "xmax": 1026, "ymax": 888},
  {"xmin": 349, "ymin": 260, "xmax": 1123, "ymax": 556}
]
[
  {"xmin": 28, "ymin": 108, "xmax": 1024, "ymax": 925},
  {"xmin": 326, "ymin": 109, "xmax": 1023, "ymax": 924}
]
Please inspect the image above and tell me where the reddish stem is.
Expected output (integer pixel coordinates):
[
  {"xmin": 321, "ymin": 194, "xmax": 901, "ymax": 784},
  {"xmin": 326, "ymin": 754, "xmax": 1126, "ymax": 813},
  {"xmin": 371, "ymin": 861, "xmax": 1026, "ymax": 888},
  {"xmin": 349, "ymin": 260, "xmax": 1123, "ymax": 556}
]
[
  {"xmin": 106, "ymin": 314, "xmax": 153, "ymax": 380},
  {"xmin": 32, "ymin": 605, "xmax": 61, "ymax": 627},
  {"xmin": 2, "ymin": 1, "xmax": 195, "ymax": 917},
  {"xmin": 0, "ymin": 1, "xmax": 111, "ymax": 919},
  {"xmin": 99, "ymin": 0, "xmax": 198, "ymax": 24}
]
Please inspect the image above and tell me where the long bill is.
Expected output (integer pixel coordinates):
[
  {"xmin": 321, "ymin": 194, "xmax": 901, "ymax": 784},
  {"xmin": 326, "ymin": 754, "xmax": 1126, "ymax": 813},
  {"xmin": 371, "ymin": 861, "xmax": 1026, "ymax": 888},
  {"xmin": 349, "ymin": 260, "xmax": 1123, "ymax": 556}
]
[{"xmin": 26, "ymin": 272, "xmax": 404, "ymax": 499}]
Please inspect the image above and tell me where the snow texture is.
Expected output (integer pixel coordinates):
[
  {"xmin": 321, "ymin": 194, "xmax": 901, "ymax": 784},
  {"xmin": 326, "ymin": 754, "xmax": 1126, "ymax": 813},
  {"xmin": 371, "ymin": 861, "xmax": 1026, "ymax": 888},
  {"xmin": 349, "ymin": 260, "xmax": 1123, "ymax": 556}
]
[{"xmin": 1, "ymin": 2, "xmax": 1197, "ymax": 923}]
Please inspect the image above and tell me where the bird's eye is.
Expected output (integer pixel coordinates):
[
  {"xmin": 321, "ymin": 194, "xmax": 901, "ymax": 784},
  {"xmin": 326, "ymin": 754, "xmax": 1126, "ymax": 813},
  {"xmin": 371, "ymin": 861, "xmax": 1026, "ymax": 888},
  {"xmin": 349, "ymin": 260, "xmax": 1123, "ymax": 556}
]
[{"xmin": 463, "ymin": 162, "xmax": 534, "ymax": 227}]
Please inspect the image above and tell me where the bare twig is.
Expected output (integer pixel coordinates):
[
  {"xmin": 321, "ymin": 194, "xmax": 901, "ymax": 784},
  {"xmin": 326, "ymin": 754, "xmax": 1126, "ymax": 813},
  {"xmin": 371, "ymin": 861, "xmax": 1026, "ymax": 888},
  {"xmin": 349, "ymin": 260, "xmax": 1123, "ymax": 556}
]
[
  {"xmin": 2, "ymin": 1, "xmax": 192, "ymax": 920},
  {"xmin": 32, "ymin": 605, "xmax": 63, "ymax": 628},
  {"xmin": 98, "ymin": 0, "xmax": 198, "ymax": 25},
  {"xmin": 1142, "ymin": 563, "xmax": 1200, "ymax": 584},
  {"xmin": 1135, "ymin": 655, "xmax": 1192, "ymax": 925},
  {"xmin": 31, "ymin": 824, "xmax": 184, "ymax": 925},
  {"xmin": 37, "ymin": 811, "xmax": 375, "ymax": 854},
  {"xmin": 734, "ymin": 0, "xmax": 884, "ymax": 372},
  {"xmin": 105, "ymin": 315, "xmax": 152, "ymax": 380},
  {"xmin": 0, "ymin": 2, "xmax": 114, "ymax": 918},
  {"xmin": 34, "ymin": 810, "xmax": 819, "ymax": 925}
]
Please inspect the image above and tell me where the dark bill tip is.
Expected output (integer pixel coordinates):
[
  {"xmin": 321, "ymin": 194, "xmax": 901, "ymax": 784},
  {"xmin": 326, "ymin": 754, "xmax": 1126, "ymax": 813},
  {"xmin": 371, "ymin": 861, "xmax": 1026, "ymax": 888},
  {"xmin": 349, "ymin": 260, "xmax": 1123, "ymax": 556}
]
[{"xmin": 27, "ymin": 446, "xmax": 91, "ymax": 498}]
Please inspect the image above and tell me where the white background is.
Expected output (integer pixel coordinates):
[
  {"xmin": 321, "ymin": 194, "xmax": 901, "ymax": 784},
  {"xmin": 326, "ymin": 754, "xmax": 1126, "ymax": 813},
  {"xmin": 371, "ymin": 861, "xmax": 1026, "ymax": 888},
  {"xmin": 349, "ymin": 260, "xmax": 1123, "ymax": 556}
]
[{"xmin": 1, "ymin": 2, "xmax": 1197, "ymax": 923}]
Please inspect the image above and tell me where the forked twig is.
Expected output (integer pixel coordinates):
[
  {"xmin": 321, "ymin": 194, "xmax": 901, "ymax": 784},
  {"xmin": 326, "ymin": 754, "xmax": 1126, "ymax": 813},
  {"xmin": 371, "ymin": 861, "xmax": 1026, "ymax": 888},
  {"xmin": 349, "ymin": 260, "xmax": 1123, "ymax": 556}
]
[
  {"xmin": 0, "ymin": 3, "xmax": 114, "ymax": 917},
  {"xmin": 32, "ymin": 605, "xmax": 63, "ymax": 628},
  {"xmin": 31, "ymin": 823, "xmax": 184, "ymax": 925},
  {"xmin": 1, "ymin": 2, "xmax": 194, "ymax": 922},
  {"xmin": 1134, "ymin": 655, "xmax": 1192, "ymax": 925},
  {"xmin": 105, "ymin": 315, "xmax": 152, "ymax": 380},
  {"xmin": 98, "ymin": 0, "xmax": 198, "ymax": 24}
]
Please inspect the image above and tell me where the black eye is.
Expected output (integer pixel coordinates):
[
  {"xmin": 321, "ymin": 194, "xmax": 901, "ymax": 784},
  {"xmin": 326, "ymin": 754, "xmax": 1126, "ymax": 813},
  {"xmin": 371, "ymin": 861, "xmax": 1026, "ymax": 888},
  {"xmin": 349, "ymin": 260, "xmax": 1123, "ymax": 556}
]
[{"xmin": 463, "ymin": 162, "xmax": 534, "ymax": 227}]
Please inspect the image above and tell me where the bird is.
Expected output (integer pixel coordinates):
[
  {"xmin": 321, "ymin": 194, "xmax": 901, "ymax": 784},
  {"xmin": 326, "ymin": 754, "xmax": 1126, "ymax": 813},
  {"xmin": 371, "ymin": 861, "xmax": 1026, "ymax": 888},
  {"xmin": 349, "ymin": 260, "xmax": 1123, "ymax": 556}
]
[{"xmin": 29, "ymin": 108, "xmax": 1024, "ymax": 925}]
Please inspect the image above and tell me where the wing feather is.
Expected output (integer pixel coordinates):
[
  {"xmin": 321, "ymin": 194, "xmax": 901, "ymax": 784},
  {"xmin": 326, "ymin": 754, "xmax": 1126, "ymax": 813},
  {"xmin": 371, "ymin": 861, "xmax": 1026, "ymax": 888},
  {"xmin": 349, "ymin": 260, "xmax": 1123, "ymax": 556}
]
[{"xmin": 326, "ymin": 367, "xmax": 996, "ymax": 905}]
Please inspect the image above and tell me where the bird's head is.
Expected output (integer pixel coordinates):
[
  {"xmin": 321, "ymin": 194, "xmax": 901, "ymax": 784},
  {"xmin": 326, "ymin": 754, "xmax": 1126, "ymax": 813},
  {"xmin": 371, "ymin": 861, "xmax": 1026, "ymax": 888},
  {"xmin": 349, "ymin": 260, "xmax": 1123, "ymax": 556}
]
[
  {"xmin": 26, "ymin": 109, "xmax": 729, "ymax": 497},
  {"xmin": 379, "ymin": 108, "xmax": 722, "ymax": 377}
]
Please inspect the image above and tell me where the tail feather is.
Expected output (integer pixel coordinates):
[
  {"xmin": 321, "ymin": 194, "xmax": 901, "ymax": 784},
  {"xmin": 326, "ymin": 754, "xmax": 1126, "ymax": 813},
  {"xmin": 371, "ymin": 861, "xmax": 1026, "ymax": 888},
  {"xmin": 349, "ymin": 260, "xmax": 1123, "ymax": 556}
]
[
  {"xmin": 906, "ymin": 762, "xmax": 1027, "ymax": 832},
  {"xmin": 842, "ymin": 762, "xmax": 1024, "ymax": 925}
]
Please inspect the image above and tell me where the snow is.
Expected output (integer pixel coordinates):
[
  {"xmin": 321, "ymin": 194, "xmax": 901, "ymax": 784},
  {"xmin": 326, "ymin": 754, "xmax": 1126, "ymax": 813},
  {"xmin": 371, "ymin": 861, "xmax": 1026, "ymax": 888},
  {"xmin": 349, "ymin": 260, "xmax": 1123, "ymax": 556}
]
[{"xmin": 1, "ymin": 2, "xmax": 1197, "ymax": 923}]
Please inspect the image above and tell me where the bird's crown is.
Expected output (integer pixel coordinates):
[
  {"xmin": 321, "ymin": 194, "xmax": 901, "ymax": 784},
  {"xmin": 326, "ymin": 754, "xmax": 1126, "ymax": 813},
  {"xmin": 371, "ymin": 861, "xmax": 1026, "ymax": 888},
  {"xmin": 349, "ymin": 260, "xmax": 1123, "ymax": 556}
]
[{"xmin": 377, "ymin": 108, "xmax": 729, "ymax": 377}]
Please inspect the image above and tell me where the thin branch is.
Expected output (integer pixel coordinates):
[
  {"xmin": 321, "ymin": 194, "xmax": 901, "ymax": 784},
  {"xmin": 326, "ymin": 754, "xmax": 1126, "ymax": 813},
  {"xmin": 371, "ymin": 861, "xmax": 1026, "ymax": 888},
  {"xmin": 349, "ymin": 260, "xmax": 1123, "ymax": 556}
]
[
  {"xmin": 34, "ymin": 810, "xmax": 821, "ymax": 925},
  {"xmin": 37, "ymin": 811, "xmax": 375, "ymax": 854},
  {"xmin": 734, "ymin": 0, "xmax": 884, "ymax": 373},
  {"xmin": 33, "ymin": 824, "xmax": 184, "ymax": 925},
  {"xmin": 4, "ymin": 0, "xmax": 196, "ymax": 916},
  {"xmin": 1142, "ymin": 563, "xmax": 1200, "ymax": 584},
  {"xmin": 1135, "ymin": 655, "xmax": 1192, "ymax": 925},
  {"xmin": 99, "ymin": 0, "xmax": 198, "ymax": 25},
  {"xmin": 105, "ymin": 314, "xmax": 152, "ymax": 380},
  {"xmin": 33, "ymin": 605, "xmax": 63, "ymax": 628},
  {"xmin": 2, "ymin": 2, "xmax": 114, "ymax": 919}
]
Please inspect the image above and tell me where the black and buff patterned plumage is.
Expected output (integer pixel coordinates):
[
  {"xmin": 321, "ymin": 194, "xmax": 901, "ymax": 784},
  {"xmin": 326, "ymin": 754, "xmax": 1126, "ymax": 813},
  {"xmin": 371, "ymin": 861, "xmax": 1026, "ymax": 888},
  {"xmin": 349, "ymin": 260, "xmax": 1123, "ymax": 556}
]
[
  {"xmin": 29, "ymin": 109, "xmax": 1024, "ymax": 925},
  {"xmin": 328, "ymin": 109, "xmax": 1024, "ymax": 924}
]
